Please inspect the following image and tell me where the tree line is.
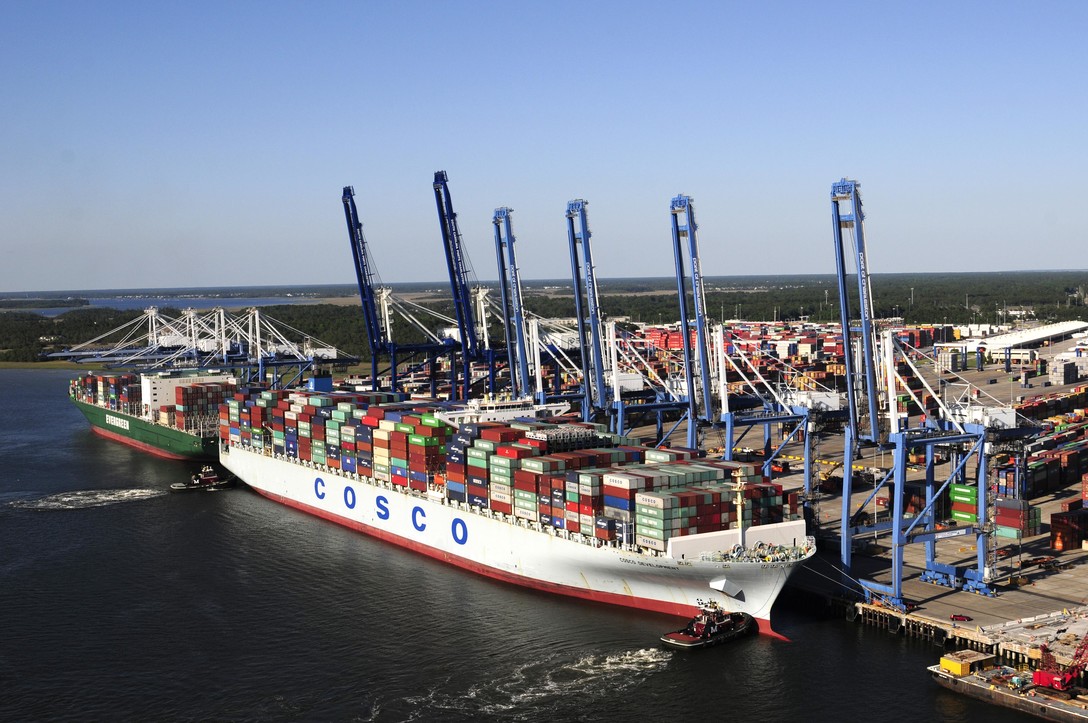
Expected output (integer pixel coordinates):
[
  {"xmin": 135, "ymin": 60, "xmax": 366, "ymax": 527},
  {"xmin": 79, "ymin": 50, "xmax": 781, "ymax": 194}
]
[{"xmin": 2, "ymin": 271, "xmax": 1085, "ymax": 363}]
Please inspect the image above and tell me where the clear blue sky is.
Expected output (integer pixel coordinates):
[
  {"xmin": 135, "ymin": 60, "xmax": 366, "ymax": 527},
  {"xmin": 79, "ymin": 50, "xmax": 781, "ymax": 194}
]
[{"xmin": 2, "ymin": 1, "xmax": 1085, "ymax": 293}]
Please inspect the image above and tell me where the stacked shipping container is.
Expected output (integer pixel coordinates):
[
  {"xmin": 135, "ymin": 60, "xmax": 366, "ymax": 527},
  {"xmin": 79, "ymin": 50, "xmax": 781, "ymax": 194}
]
[{"xmin": 219, "ymin": 390, "xmax": 797, "ymax": 554}]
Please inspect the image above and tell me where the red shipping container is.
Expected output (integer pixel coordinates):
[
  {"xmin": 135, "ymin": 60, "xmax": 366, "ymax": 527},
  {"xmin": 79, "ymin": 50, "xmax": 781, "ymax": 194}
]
[{"xmin": 480, "ymin": 427, "xmax": 519, "ymax": 443}]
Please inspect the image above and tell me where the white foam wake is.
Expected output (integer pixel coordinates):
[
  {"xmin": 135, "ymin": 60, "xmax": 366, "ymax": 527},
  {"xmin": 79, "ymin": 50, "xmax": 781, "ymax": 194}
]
[
  {"xmin": 384, "ymin": 647, "xmax": 673, "ymax": 721},
  {"xmin": 10, "ymin": 488, "xmax": 165, "ymax": 510}
]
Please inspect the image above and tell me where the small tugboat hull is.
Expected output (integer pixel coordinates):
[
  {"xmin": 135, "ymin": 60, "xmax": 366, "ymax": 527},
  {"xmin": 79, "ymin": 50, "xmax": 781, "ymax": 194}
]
[
  {"xmin": 660, "ymin": 611, "xmax": 754, "ymax": 650},
  {"xmin": 171, "ymin": 467, "xmax": 234, "ymax": 492},
  {"xmin": 169, "ymin": 479, "xmax": 234, "ymax": 492}
]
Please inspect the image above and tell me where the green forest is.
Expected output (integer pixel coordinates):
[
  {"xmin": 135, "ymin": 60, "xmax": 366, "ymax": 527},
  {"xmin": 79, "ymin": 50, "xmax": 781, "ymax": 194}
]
[{"xmin": 2, "ymin": 271, "xmax": 1086, "ymax": 364}]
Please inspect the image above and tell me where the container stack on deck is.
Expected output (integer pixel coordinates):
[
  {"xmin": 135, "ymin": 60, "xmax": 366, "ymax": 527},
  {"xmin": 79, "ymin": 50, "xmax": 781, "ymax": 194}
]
[
  {"xmin": 172, "ymin": 382, "xmax": 228, "ymax": 431},
  {"xmin": 70, "ymin": 373, "xmax": 141, "ymax": 412},
  {"xmin": 221, "ymin": 388, "xmax": 414, "ymax": 471},
  {"xmin": 219, "ymin": 388, "xmax": 797, "ymax": 553},
  {"xmin": 71, "ymin": 372, "xmax": 234, "ymax": 435}
]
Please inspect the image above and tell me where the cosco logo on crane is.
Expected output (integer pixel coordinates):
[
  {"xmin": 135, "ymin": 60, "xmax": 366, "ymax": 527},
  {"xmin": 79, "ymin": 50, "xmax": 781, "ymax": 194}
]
[{"xmin": 313, "ymin": 477, "xmax": 468, "ymax": 546}]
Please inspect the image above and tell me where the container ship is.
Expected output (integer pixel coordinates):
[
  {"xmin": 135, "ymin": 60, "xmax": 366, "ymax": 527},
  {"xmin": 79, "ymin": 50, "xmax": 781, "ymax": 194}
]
[
  {"xmin": 70, "ymin": 371, "xmax": 230, "ymax": 460},
  {"xmin": 218, "ymin": 386, "xmax": 816, "ymax": 633}
]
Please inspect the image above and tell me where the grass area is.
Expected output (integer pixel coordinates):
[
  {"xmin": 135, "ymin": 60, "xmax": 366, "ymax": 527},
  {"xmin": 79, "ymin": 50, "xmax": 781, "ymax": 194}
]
[{"xmin": 0, "ymin": 361, "xmax": 103, "ymax": 370}]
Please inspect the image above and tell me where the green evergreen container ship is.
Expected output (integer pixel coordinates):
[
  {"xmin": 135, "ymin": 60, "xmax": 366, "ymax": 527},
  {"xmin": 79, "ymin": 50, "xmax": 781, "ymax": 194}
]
[{"xmin": 69, "ymin": 372, "xmax": 228, "ymax": 461}]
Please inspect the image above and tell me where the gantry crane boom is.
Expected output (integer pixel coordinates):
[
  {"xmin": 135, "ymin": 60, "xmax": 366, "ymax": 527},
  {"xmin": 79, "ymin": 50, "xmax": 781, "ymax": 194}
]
[
  {"xmin": 831, "ymin": 178, "xmax": 883, "ymax": 448},
  {"xmin": 342, "ymin": 186, "xmax": 388, "ymax": 383},
  {"xmin": 494, "ymin": 207, "xmax": 532, "ymax": 398},
  {"xmin": 433, "ymin": 170, "xmax": 480, "ymax": 400},
  {"xmin": 670, "ymin": 195, "xmax": 714, "ymax": 446},
  {"xmin": 566, "ymin": 199, "xmax": 609, "ymax": 420}
]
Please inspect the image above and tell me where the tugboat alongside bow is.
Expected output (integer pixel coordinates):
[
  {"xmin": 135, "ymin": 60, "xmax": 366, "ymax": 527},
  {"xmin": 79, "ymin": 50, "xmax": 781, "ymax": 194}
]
[
  {"xmin": 170, "ymin": 466, "xmax": 234, "ymax": 492},
  {"xmin": 660, "ymin": 601, "xmax": 755, "ymax": 650}
]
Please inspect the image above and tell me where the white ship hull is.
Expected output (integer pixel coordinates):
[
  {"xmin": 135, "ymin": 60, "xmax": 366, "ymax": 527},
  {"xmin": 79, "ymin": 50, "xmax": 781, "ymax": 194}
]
[{"xmin": 220, "ymin": 445, "xmax": 815, "ymax": 635}]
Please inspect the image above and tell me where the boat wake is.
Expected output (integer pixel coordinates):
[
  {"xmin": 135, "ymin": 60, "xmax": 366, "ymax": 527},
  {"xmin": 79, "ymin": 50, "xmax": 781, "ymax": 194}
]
[
  {"xmin": 375, "ymin": 648, "xmax": 672, "ymax": 721},
  {"xmin": 9, "ymin": 488, "xmax": 165, "ymax": 510}
]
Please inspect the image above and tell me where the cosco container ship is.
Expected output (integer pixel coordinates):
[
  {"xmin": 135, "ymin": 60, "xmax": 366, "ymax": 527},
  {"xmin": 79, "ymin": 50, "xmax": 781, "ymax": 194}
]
[
  {"xmin": 70, "ymin": 372, "xmax": 230, "ymax": 460},
  {"xmin": 219, "ymin": 387, "xmax": 816, "ymax": 634}
]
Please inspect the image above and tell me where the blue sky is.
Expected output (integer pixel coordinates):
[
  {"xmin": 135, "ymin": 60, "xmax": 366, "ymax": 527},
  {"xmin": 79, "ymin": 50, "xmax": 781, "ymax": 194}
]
[{"xmin": 2, "ymin": 1, "xmax": 1085, "ymax": 292}]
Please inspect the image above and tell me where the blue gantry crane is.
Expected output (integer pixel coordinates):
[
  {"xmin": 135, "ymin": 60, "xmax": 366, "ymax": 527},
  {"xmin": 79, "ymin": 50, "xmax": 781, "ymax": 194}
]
[
  {"xmin": 342, "ymin": 186, "xmax": 390, "ymax": 388},
  {"xmin": 826, "ymin": 181, "xmax": 1030, "ymax": 608},
  {"xmin": 668, "ymin": 194, "xmax": 818, "ymax": 476},
  {"xmin": 342, "ymin": 185, "xmax": 450, "ymax": 395},
  {"xmin": 667, "ymin": 194, "xmax": 713, "ymax": 450},
  {"xmin": 831, "ymin": 178, "xmax": 883, "ymax": 451},
  {"xmin": 433, "ymin": 170, "xmax": 487, "ymax": 401},
  {"xmin": 493, "ymin": 207, "xmax": 532, "ymax": 398},
  {"xmin": 566, "ymin": 199, "xmax": 610, "ymax": 422}
]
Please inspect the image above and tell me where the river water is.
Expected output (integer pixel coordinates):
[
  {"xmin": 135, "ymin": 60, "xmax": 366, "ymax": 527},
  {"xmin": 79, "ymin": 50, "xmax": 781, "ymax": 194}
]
[{"xmin": 0, "ymin": 369, "xmax": 1028, "ymax": 721}]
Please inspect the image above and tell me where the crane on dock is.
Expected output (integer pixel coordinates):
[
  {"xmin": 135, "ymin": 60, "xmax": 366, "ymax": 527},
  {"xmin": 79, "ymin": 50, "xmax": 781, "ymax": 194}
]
[
  {"xmin": 831, "ymin": 178, "xmax": 885, "ymax": 452},
  {"xmin": 433, "ymin": 171, "xmax": 500, "ymax": 400},
  {"xmin": 666, "ymin": 194, "xmax": 714, "ymax": 450},
  {"xmin": 493, "ymin": 207, "xmax": 532, "ymax": 398},
  {"xmin": 50, "ymin": 305, "xmax": 354, "ymax": 389},
  {"xmin": 1034, "ymin": 637, "xmax": 1088, "ymax": 691},
  {"xmin": 667, "ymin": 194, "xmax": 832, "ymax": 492},
  {"xmin": 342, "ymin": 185, "xmax": 454, "ymax": 395},
  {"xmin": 566, "ymin": 199, "xmax": 611, "ymax": 423}
]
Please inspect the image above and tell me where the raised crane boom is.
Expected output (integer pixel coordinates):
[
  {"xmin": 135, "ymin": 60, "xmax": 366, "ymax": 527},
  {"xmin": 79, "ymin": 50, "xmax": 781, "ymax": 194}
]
[
  {"xmin": 831, "ymin": 178, "xmax": 882, "ymax": 448},
  {"xmin": 494, "ymin": 207, "xmax": 532, "ymax": 398},
  {"xmin": 670, "ymin": 195, "xmax": 714, "ymax": 434},
  {"xmin": 433, "ymin": 171, "xmax": 479, "ymax": 356},
  {"xmin": 434, "ymin": 171, "xmax": 479, "ymax": 400},
  {"xmin": 342, "ymin": 186, "xmax": 388, "ymax": 362},
  {"xmin": 566, "ymin": 199, "xmax": 609, "ymax": 421}
]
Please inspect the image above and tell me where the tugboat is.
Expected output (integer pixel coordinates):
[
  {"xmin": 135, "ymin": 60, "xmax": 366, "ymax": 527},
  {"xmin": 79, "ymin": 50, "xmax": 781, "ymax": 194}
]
[
  {"xmin": 170, "ymin": 465, "xmax": 234, "ymax": 492},
  {"xmin": 660, "ymin": 601, "xmax": 755, "ymax": 650}
]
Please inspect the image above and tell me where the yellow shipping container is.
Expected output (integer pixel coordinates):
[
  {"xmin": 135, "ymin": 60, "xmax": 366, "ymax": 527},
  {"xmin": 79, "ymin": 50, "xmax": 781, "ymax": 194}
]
[{"xmin": 939, "ymin": 650, "xmax": 993, "ymax": 676}]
